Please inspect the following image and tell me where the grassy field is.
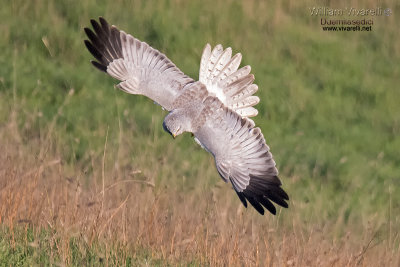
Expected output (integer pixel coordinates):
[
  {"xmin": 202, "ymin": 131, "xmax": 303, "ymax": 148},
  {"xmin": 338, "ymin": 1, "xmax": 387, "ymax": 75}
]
[{"xmin": 1, "ymin": 0, "xmax": 399, "ymax": 265}]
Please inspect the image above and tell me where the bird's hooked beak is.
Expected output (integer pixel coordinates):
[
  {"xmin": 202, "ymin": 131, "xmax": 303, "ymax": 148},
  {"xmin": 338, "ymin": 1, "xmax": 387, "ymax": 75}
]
[
  {"xmin": 172, "ymin": 126, "xmax": 181, "ymax": 139},
  {"xmin": 162, "ymin": 120, "xmax": 179, "ymax": 139}
]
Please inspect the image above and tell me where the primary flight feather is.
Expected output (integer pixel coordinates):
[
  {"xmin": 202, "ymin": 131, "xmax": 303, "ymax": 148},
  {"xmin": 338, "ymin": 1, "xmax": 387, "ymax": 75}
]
[{"xmin": 84, "ymin": 17, "xmax": 289, "ymax": 215}]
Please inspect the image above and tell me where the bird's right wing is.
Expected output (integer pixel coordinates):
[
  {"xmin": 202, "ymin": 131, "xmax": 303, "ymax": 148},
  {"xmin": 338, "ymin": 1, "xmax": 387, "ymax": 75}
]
[
  {"xmin": 84, "ymin": 17, "xmax": 194, "ymax": 111},
  {"xmin": 194, "ymin": 97, "xmax": 288, "ymax": 215},
  {"xmin": 199, "ymin": 44, "xmax": 260, "ymax": 118}
]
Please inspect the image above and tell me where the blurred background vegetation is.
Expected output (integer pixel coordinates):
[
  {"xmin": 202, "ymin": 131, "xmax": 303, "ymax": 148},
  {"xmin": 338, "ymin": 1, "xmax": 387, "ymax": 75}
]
[{"xmin": 0, "ymin": 0, "xmax": 399, "ymax": 265}]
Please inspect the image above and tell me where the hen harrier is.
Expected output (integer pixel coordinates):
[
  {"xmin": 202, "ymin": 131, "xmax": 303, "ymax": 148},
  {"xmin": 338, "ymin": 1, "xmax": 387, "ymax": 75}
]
[{"xmin": 84, "ymin": 17, "xmax": 289, "ymax": 215}]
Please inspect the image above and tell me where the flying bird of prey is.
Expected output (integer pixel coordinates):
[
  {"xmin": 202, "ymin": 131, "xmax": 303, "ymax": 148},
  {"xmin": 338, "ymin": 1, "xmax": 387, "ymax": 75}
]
[{"xmin": 84, "ymin": 17, "xmax": 289, "ymax": 215}]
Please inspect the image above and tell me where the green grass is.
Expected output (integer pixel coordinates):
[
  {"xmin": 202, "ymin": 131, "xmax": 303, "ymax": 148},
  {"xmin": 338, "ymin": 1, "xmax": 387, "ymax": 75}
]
[
  {"xmin": 1, "ymin": 0, "xmax": 399, "ymax": 265},
  {"xmin": 0, "ymin": 226, "xmax": 172, "ymax": 266}
]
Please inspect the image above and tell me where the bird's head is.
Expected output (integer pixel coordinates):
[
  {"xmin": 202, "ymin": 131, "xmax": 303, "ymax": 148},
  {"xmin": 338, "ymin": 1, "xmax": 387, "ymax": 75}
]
[{"xmin": 163, "ymin": 109, "xmax": 191, "ymax": 138}]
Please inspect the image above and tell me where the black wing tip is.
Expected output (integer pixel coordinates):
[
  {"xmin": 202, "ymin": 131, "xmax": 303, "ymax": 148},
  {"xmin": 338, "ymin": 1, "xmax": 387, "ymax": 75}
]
[
  {"xmin": 91, "ymin": 60, "xmax": 107, "ymax": 72},
  {"xmin": 90, "ymin": 18, "xmax": 100, "ymax": 27},
  {"xmin": 84, "ymin": 17, "xmax": 123, "ymax": 70},
  {"xmin": 277, "ymin": 198, "xmax": 289, "ymax": 208},
  {"xmin": 84, "ymin": 40, "xmax": 104, "ymax": 63},
  {"xmin": 236, "ymin": 191, "xmax": 248, "ymax": 208},
  {"xmin": 84, "ymin": 27, "xmax": 97, "ymax": 42},
  {"xmin": 259, "ymin": 196, "xmax": 277, "ymax": 215},
  {"xmin": 246, "ymin": 196, "xmax": 266, "ymax": 215},
  {"xmin": 83, "ymin": 39, "xmax": 95, "ymax": 55},
  {"xmin": 281, "ymin": 189, "xmax": 290, "ymax": 201},
  {"xmin": 99, "ymin": 17, "xmax": 109, "ymax": 28},
  {"xmin": 273, "ymin": 180, "xmax": 290, "ymax": 201},
  {"xmin": 235, "ymin": 176, "xmax": 289, "ymax": 215},
  {"xmin": 83, "ymin": 39, "xmax": 93, "ymax": 50},
  {"xmin": 83, "ymin": 27, "xmax": 91, "ymax": 34},
  {"xmin": 90, "ymin": 17, "xmax": 110, "ymax": 34}
]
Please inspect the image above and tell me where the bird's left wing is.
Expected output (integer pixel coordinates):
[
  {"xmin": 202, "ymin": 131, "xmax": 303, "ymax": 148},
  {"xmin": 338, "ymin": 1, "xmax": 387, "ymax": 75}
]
[
  {"xmin": 194, "ymin": 97, "xmax": 288, "ymax": 215},
  {"xmin": 84, "ymin": 17, "xmax": 194, "ymax": 111}
]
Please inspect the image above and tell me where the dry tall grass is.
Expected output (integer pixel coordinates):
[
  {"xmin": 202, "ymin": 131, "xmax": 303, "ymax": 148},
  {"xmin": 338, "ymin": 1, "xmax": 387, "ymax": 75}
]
[
  {"xmin": 1, "ymin": 110, "xmax": 398, "ymax": 266},
  {"xmin": 1, "ymin": 0, "xmax": 399, "ymax": 264}
]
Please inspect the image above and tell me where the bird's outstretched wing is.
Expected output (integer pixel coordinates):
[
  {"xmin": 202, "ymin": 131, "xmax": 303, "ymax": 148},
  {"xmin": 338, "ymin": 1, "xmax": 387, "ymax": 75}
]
[
  {"xmin": 84, "ymin": 18, "xmax": 288, "ymax": 215},
  {"xmin": 84, "ymin": 17, "xmax": 194, "ymax": 111},
  {"xmin": 194, "ymin": 97, "xmax": 288, "ymax": 215},
  {"xmin": 199, "ymin": 44, "xmax": 260, "ymax": 118}
]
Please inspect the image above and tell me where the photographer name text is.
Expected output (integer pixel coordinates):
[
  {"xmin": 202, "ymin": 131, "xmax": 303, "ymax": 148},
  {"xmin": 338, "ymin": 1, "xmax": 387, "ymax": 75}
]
[{"xmin": 310, "ymin": 7, "xmax": 391, "ymax": 17}]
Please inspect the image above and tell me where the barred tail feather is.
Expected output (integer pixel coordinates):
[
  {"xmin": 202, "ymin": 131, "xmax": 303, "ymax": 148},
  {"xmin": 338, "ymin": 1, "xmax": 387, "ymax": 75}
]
[{"xmin": 199, "ymin": 44, "xmax": 261, "ymax": 118}]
